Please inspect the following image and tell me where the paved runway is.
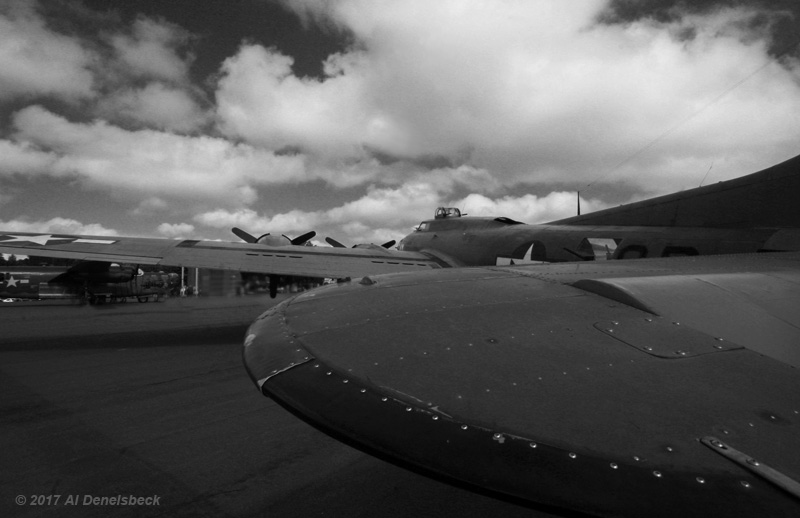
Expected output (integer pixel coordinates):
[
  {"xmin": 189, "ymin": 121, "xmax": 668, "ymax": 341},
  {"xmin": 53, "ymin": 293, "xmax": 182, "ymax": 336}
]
[{"xmin": 1, "ymin": 295, "xmax": 550, "ymax": 517}]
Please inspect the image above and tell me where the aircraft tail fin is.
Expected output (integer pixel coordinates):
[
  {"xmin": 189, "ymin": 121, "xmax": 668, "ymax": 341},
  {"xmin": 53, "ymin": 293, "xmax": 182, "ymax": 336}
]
[{"xmin": 551, "ymin": 154, "xmax": 800, "ymax": 229}]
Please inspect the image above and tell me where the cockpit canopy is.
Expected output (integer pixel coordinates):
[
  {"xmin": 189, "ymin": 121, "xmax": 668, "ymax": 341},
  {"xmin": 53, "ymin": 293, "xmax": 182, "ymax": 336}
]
[{"xmin": 434, "ymin": 207, "xmax": 462, "ymax": 219}]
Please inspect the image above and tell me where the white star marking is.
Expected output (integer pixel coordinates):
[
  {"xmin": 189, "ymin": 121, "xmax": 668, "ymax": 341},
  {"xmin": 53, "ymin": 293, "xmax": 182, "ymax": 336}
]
[
  {"xmin": 6, "ymin": 275, "xmax": 19, "ymax": 287},
  {"xmin": 495, "ymin": 244, "xmax": 549, "ymax": 266},
  {"xmin": 0, "ymin": 234, "xmax": 116, "ymax": 246},
  {"xmin": 1, "ymin": 234, "xmax": 56, "ymax": 245}
]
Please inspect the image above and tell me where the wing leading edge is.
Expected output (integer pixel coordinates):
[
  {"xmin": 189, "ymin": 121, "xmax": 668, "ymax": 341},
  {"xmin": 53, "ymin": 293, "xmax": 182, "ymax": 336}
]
[
  {"xmin": 244, "ymin": 253, "xmax": 800, "ymax": 517},
  {"xmin": 0, "ymin": 232, "xmax": 449, "ymax": 279}
]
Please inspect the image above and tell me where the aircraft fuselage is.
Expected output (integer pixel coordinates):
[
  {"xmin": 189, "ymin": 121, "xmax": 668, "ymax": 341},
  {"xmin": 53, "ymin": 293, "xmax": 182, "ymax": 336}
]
[{"xmin": 397, "ymin": 216, "xmax": 790, "ymax": 266}]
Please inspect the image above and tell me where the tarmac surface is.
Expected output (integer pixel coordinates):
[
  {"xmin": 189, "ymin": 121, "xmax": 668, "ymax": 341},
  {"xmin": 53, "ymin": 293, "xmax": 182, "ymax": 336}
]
[{"xmin": 1, "ymin": 295, "xmax": 551, "ymax": 517}]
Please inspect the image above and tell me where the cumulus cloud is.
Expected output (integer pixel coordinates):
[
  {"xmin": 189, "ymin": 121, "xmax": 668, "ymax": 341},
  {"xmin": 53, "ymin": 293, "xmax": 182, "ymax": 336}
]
[
  {"xmin": 0, "ymin": 139, "xmax": 57, "ymax": 176},
  {"xmin": 157, "ymin": 222, "xmax": 195, "ymax": 238},
  {"xmin": 0, "ymin": 217, "xmax": 118, "ymax": 235},
  {"xmin": 213, "ymin": 0, "xmax": 800, "ymax": 191},
  {"xmin": 132, "ymin": 197, "xmax": 169, "ymax": 216},
  {"xmin": 97, "ymin": 16, "xmax": 208, "ymax": 131},
  {"xmin": 195, "ymin": 166, "xmax": 495, "ymax": 232},
  {"xmin": 453, "ymin": 192, "xmax": 605, "ymax": 224},
  {"xmin": 96, "ymin": 82, "xmax": 209, "ymax": 132},
  {"xmin": 0, "ymin": 0, "xmax": 95, "ymax": 101},
  {"xmin": 194, "ymin": 208, "xmax": 271, "ymax": 230},
  {"xmin": 2, "ymin": 0, "xmax": 800, "ymax": 245},
  {"xmin": 193, "ymin": 181, "xmax": 439, "ymax": 245},
  {"xmin": 0, "ymin": 2, "xmax": 206, "ymax": 130},
  {"xmin": 191, "ymin": 171, "xmax": 606, "ymax": 245},
  {"xmin": 216, "ymin": 45, "xmax": 370, "ymax": 159},
  {"xmin": 109, "ymin": 16, "xmax": 194, "ymax": 83},
  {"xmin": 9, "ymin": 105, "xmax": 308, "ymax": 206}
]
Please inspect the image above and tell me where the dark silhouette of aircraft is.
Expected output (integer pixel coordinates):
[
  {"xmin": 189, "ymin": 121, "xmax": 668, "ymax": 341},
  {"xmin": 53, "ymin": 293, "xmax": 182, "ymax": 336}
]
[
  {"xmin": 1, "ymin": 155, "xmax": 799, "ymax": 516},
  {"xmin": 0, "ymin": 261, "xmax": 176, "ymax": 303}
]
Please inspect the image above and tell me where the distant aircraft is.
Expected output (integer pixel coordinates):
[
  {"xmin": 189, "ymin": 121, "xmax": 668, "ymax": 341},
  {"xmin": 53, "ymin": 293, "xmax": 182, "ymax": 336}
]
[
  {"xmin": 0, "ymin": 261, "xmax": 176, "ymax": 303},
  {"xmin": 0, "ymin": 155, "xmax": 799, "ymax": 515}
]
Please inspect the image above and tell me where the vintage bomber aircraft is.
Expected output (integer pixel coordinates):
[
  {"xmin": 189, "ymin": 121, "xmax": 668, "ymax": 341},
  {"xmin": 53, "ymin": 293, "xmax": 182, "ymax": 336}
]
[
  {"xmin": 0, "ymin": 261, "xmax": 175, "ymax": 303},
  {"xmin": 0, "ymin": 154, "xmax": 798, "ymax": 281},
  {"xmin": 0, "ymin": 156, "xmax": 799, "ymax": 515},
  {"xmin": 397, "ymin": 155, "xmax": 800, "ymax": 266}
]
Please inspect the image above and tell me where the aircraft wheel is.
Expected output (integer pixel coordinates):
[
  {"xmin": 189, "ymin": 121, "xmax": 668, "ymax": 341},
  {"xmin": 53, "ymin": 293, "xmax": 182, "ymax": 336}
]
[{"xmin": 138, "ymin": 296, "xmax": 148, "ymax": 303}]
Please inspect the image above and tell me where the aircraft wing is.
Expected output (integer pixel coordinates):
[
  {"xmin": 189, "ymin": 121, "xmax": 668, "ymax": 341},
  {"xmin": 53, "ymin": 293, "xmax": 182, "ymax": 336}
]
[
  {"xmin": 0, "ymin": 231, "xmax": 449, "ymax": 278},
  {"xmin": 244, "ymin": 252, "xmax": 800, "ymax": 517}
]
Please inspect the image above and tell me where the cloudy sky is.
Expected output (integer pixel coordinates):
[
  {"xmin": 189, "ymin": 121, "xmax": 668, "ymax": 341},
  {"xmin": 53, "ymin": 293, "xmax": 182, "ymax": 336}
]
[{"xmin": 1, "ymin": 0, "xmax": 799, "ymax": 246}]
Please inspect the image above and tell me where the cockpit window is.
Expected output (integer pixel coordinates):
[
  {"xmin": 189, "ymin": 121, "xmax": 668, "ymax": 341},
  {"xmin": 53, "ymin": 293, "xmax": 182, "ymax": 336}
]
[
  {"xmin": 577, "ymin": 238, "xmax": 619, "ymax": 260},
  {"xmin": 416, "ymin": 222, "xmax": 430, "ymax": 232}
]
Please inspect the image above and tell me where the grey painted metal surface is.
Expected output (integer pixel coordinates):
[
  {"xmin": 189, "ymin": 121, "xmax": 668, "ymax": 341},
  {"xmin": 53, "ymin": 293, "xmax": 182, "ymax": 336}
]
[{"xmin": 244, "ymin": 252, "xmax": 800, "ymax": 516}]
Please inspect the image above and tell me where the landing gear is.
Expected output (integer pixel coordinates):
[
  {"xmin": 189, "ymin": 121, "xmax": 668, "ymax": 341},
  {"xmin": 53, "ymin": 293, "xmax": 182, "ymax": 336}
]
[{"xmin": 269, "ymin": 274, "xmax": 278, "ymax": 298}]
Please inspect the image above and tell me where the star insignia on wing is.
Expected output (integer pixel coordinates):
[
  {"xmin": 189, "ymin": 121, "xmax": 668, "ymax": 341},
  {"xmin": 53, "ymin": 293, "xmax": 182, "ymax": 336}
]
[
  {"xmin": 0, "ymin": 234, "xmax": 59, "ymax": 245},
  {"xmin": 0, "ymin": 234, "xmax": 117, "ymax": 246}
]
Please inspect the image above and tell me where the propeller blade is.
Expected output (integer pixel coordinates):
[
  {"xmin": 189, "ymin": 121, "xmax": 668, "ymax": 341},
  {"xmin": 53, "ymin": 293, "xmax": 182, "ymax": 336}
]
[
  {"xmin": 290, "ymin": 231, "xmax": 316, "ymax": 246},
  {"xmin": 232, "ymin": 227, "xmax": 259, "ymax": 243},
  {"xmin": 325, "ymin": 237, "xmax": 347, "ymax": 248},
  {"xmin": 381, "ymin": 240, "xmax": 396, "ymax": 249}
]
